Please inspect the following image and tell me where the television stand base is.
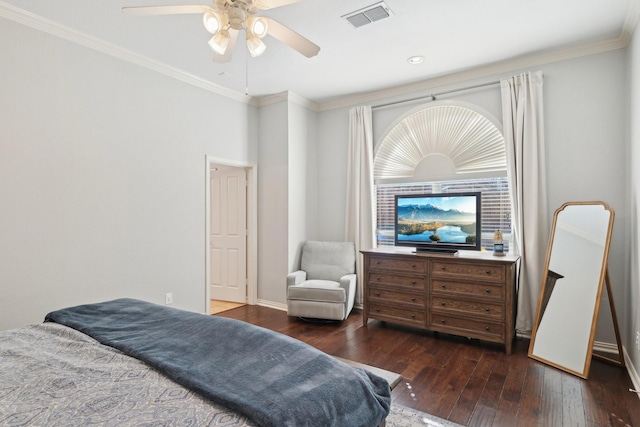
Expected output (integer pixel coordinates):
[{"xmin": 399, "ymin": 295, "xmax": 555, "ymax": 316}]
[{"xmin": 413, "ymin": 248, "xmax": 458, "ymax": 255}]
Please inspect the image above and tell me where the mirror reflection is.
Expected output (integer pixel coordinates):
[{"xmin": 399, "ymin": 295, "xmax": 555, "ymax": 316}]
[{"xmin": 528, "ymin": 202, "xmax": 614, "ymax": 378}]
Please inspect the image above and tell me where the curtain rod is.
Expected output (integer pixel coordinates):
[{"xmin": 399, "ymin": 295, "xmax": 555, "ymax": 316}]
[{"xmin": 371, "ymin": 80, "xmax": 501, "ymax": 110}]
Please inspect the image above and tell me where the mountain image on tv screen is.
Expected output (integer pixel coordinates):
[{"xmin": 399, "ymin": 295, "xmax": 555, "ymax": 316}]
[{"xmin": 396, "ymin": 196, "xmax": 477, "ymax": 244}]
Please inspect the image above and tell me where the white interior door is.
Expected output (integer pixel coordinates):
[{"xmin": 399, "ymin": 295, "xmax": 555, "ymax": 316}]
[{"xmin": 210, "ymin": 165, "xmax": 247, "ymax": 303}]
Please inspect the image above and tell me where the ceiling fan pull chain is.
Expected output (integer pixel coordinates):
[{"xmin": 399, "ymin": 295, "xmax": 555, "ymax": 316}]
[{"xmin": 245, "ymin": 50, "xmax": 249, "ymax": 96}]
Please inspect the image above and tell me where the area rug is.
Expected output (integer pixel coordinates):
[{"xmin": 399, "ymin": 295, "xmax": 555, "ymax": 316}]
[{"xmin": 386, "ymin": 404, "xmax": 464, "ymax": 427}]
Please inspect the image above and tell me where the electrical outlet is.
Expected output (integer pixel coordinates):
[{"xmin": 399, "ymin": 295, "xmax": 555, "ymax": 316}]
[
  {"xmin": 165, "ymin": 293, "xmax": 173, "ymax": 305},
  {"xmin": 636, "ymin": 331, "xmax": 640, "ymax": 351}
]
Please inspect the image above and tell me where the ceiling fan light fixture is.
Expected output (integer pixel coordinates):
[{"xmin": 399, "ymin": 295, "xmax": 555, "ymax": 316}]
[
  {"xmin": 246, "ymin": 16, "xmax": 268, "ymax": 38},
  {"xmin": 208, "ymin": 30, "xmax": 230, "ymax": 55},
  {"xmin": 228, "ymin": 5, "xmax": 247, "ymax": 30},
  {"xmin": 123, "ymin": 0, "xmax": 320, "ymax": 62},
  {"xmin": 246, "ymin": 35, "xmax": 267, "ymax": 57},
  {"xmin": 203, "ymin": 10, "xmax": 226, "ymax": 34}
]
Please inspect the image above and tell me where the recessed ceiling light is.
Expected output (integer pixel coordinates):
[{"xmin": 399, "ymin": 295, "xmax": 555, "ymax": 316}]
[{"xmin": 407, "ymin": 56, "xmax": 424, "ymax": 65}]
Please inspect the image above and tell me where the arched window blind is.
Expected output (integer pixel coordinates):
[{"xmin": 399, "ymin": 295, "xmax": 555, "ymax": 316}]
[{"xmin": 374, "ymin": 104, "xmax": 506, "ymax": 182}]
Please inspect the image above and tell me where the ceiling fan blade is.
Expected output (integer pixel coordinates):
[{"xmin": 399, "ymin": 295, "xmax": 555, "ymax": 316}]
[
  {"xmin": 213, "ymin": 29, "xmax": 239, "ymax": 63},
  {"xmin": 252, "ymin": 0, "xmax": 301, "ymax": 10},
  {"xmin": 264, "ymin": 17, "xmax": 319, "ymax": 58},
  {"xmin": 122, "ymin": 5, "xmax": 212, "ymax": 16}
]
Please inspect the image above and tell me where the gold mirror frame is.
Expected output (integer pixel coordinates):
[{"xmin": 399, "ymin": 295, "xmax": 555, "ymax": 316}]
[{"xmin": 528, "ymin": 201, "xmax": 622, "ymax": 379}]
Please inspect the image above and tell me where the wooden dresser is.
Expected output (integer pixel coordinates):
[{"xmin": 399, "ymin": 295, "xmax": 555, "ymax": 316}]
[{"xmin": 362, "ymin": 248, "xmax": 519, "ymax": 354}]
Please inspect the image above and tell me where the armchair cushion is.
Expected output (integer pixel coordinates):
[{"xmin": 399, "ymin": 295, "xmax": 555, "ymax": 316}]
[
  {"xmin": 301, "ymin": 241, "xmax": 355, "ymax": 281},
  {"xmin": 287, "ymin": 280, "xmax": 346, "ymax": 303}
]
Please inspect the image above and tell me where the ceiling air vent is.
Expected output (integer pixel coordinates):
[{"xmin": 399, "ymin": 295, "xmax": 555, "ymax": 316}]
[{"xmin": 342, "ymin": 1, "xmax": 394, "ymax": 28}]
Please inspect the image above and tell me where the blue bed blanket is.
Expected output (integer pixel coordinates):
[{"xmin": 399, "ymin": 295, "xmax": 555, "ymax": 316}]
[{"xmin": 45, "ymin": 298, "xmax": 391, "ymax": 427}]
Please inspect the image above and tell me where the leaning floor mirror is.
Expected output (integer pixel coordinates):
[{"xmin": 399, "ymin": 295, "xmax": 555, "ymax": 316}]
[{"xmin": 528, "ymin": 201, "xmax": 622, "ymax": 379}]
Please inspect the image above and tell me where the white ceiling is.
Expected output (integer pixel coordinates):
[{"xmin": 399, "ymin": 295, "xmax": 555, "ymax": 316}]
[{"xmin": 1, "ymin": 0, "xmax": 638, "ymax": 106}]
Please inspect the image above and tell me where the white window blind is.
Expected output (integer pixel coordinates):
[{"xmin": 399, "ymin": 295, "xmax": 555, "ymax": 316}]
[
  {"xmin": 374, "ymin": 104, "xmax": 506, "ymax": 181},
  {"xmin": 376, "ymin": 178, "xmax": 511, "ymax": 252}
]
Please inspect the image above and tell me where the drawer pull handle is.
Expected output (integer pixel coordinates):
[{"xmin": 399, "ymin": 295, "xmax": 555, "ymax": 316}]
[
  {"xmin": 441, "ymin": 284, "xmax": 447, "ymax": 289},
  {"xmin": 485, "ymin": 326, "xmax": 491, "ymax": 331},
  {"xmin": 441, "ymin": 302, "xmax": 446, "ymax": 306},
  {"xmin": 485, "ymin": 289, "xmax": 491, "ymax": 293},
  {"xmin": 376, "ymin": 277, "xmax": 381, "ymax": 281},
  {"xmin": 411, "ymin": 314, "xmax": 416, "ymax": 319},
  {"xmin": 411, "ymin": 264, "xmax": 416, "ymax": 268},
  {"xmin": 486, "ymin": 270, "xmax": 492, "ymax": 275},
  {"xmin": 411, "ymin": 280, "xmax": 416, "ymax": 285},
  {"xmin": 411, "ymin": 297, "xmax": 416, "ymax": 302},
  {"xmin": 376, "ymin": 292, "xmax": 381, "ymax": 296},
  {"xmin": 441, "ymin": 319, "xmax": 446, "ymax": 324},
  {"xmin": 485, "ymin": 307, "xmax": 490, "ymax": 312},
  {"xmin": 441, "ymin": 266, "xmax": 446, "ymax": 271},
  {"xmin": 376, "ymin": 308, "xmax": 380, "ymax": 312}
]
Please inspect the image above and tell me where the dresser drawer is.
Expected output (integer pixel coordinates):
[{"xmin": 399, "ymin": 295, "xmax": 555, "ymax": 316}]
[
  {"xmin": 430, "ymin": 313, "xmax": 504, "ymax": 340},
  {"xmin": 369, "ymin": 286, "xmax": 426, "ymax": 307},
  {"xmin": 368, "ymin": 256, "xmax": 427, "ymax": 274},
  {"xmin": 430, "ymin": 279, "xmax": 504, "ymax": 301},
  {"xmin": 431, "ymin": 261, "xmax": 504, "ymax": 282},
  {"xmin": 431, "ymin": 296, "xmax": 503, "ymax": 319},
  {"xmin": 369, "ymin": 303, "xmax": 426, "ymax": 326},
  {"xmin": 368, "ymin": 273, "xmax": 427, "ymax": 291}
]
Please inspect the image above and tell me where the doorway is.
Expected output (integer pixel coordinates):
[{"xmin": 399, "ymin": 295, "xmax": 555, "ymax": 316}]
[{"xmin": 205, "ymin": 156, "xmax": 257, "ymax": 314}]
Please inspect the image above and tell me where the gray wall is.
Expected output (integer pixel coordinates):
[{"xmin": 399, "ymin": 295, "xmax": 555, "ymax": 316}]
[
  {"xmin": 0, "ymin": 18, "xmax": 257, "ymax": 329},
  {"xmin": 256, "ymin": 97, "xmax": 319, "ymax": 308},
  {"xmin": 257, "ymin": 100, "xmax": 289, "ymax": 306},
  {"xmin": 316, "ymin": 107, "xmax": 351, "ymax": 241},
  {"xmin": 627, "ymin": 13, "xmax": 640, "ymax": 377}
]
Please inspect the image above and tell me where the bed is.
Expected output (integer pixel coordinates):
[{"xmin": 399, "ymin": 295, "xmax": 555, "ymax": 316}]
[{"xmin": 0, "ymin": 298, "xmax": 392, "ymax": 427}]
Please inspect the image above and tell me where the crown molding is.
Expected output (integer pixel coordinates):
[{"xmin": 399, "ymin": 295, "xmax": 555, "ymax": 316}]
[
  {"xmin": 255, "ymin": 92, "xmax": 289, "ymax": 106},
  {"xmin": 0, "ymin": 1, "xmax": 259, "ymax": 106},
  {"xmin": 621, "ymin": 0, "xmax": 640, "ymax": 45},
  {"xmin": 256, "ymin": 91, "xmax": 319, "ymax": 110}
]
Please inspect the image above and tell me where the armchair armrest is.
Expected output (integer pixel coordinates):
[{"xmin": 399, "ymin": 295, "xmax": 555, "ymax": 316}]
[
  {"xmin": 339, "ymin": 273, "xmax": 357, "ymax": 292},
  {"xmin": 287, "ymin": 270, "xmax": 307, "ymax": 287},
  {"xmin": 339, "ymin": 273, "xmax": 357, "ymax": 315}
]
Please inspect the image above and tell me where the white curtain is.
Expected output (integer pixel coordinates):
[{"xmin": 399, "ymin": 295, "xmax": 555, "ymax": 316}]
[
  {"xmin": 345, "ymin": 105, "xmax": 375, "ymax": 306},
  {"xmin": 501, "ymin": 71, "xmax": 549, "ymax": 334}
]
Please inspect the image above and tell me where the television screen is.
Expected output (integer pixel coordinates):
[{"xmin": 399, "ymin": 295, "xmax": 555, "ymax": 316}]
[{"xmin": 394, "ymin": 192, "xmax": 481, "ymax": 253}]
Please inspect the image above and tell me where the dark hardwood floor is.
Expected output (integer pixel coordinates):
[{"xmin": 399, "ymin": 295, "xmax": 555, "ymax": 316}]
[{"xmin": 217, "ymin": 305, "xmax": 640, "ymax": 427}]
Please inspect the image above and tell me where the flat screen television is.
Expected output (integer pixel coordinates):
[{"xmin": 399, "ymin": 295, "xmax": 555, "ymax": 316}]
[{"xmin": 394, "ymin": 192, "xmax": 482, "ymax": 254}]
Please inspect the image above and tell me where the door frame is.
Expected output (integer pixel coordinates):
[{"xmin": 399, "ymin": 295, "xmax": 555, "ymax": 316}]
[{"xmin": 205, "ymin": 155, "xmax": 258, "ymax": 313}]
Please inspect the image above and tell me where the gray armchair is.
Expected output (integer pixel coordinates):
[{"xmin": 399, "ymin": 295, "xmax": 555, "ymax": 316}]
[{"xmin": 287, "ymin": 241, "xmax": 357, "ymax": 321}]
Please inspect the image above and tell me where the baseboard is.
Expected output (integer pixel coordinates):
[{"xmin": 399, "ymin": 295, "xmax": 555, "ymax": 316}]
[
  {"xmin": 516, "ymin": 330, "xmax": 532, "ymax": 339},
  {"xmin": 517, "ymin": 334, "xmax": 623, "ymax": 356},
  {"xmin": 593, "ymin": 339, "xmax": 621, "ymax": 355},
  {"xmin": 623, "ymin": 346, "xmax": 640, "ymax": 401},
  {"xmin": 256, "ymin": 299, "xmax": 287, "ymax": 312}
]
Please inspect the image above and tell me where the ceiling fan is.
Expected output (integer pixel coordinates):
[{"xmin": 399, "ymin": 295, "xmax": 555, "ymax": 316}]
[{"xmin": 122, "ymin": 0, "xmax": 320, "ymax": 63}]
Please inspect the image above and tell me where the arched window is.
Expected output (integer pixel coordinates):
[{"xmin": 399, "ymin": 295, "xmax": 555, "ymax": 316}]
[{"xmin": 374, "ymin": 101, "xmax": 511, "ymax": 251}]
